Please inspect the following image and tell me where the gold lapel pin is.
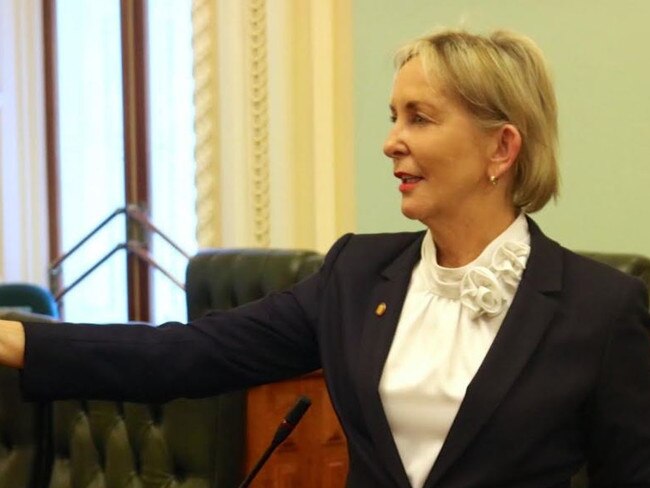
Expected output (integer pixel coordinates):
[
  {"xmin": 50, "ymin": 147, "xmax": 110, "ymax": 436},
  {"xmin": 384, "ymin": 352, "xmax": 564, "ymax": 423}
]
[{"xmin": 375, "ymin": 302, "xmax": 387, "ymax": 317}]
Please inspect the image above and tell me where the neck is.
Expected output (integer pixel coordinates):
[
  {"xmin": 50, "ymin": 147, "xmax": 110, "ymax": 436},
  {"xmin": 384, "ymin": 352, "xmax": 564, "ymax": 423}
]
[{"xmin": 425, "ymin": 206, "xmax": 518, "ymax": 268}]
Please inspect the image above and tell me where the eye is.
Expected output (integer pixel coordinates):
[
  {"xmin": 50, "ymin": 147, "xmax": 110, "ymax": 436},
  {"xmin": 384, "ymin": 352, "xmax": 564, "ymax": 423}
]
[
  {"xmin": 389, "ymin": 113, "xmax": 397, "ymax": 123},
  {"xmin": 412, "ymin": 113, "xmax": 429, "ymax": 124}
]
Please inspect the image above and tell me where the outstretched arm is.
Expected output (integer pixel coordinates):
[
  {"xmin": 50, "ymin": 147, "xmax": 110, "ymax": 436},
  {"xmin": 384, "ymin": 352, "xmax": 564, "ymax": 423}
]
[{"xmin": 0, "ymin": 319, "xmax": 25, "ymax": 368}]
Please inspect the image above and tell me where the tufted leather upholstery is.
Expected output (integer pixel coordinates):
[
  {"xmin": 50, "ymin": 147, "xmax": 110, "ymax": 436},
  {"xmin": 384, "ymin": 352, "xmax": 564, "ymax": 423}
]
[
  {"xmin": 184, "ymin": 248, "xmax": 324, "ymax": 486},
  {"xmin": 42, "ymin": 248, "xmax": 323, "ymax": 488},
  {"xmin": 45, "ymin": 398, "xmax": 227, "ymax": 488},
  {"xmin": 0, "ymin": 360, "xmax": 47, "ymax": 488},
  {"xmin": 185, "ymin": 248, "xmax": 324, "ymax": 319}
]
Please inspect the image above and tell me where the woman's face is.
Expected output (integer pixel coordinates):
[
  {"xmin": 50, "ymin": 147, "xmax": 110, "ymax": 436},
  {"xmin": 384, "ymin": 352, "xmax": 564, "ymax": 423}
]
[{"xmin": 383, "ymin": 58, "xmax": 495, "ymax": 227}]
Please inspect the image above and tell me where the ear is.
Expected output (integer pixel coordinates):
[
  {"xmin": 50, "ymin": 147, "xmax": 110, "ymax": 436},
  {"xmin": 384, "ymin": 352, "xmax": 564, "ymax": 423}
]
[{"xmin": 487, "ymin": 124, "xmax": 521, "ymax": 180}]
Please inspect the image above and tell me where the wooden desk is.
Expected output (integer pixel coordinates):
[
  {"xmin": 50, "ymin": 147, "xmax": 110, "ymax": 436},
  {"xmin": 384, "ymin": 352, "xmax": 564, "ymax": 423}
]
[{"xmin": 245, "ymin": 371, "xmax": 348, "ymax": 487}]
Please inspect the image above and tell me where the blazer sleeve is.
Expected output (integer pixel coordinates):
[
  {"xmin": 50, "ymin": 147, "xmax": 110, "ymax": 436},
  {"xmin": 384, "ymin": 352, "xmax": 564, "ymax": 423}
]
[
  {"xmin": 20, "ymin": 233, "xmax": 353, "ymax": 403},
  {"xmin": 586, "ymin": 278, "xmax": 650, "ymax": 486}
]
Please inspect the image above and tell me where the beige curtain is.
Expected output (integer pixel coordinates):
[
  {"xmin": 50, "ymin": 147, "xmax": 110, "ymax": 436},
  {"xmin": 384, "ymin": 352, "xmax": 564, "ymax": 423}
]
[{"xmin": 0, "ymin": 0, "xmax": 48, "ymax": 283}]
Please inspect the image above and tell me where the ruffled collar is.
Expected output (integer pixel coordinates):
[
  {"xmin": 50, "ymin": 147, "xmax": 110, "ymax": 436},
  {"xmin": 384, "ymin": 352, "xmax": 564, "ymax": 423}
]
[{"xmin": 420, "ymin": 213, "xmax": 531, "ymax": 319}]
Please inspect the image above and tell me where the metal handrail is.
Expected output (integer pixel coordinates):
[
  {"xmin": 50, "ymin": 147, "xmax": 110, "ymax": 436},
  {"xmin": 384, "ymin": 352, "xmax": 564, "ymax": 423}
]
[
  {"xmin": 125, "ymin": 205, "xmax": 191, "ymax": 259},
  {"xmin": 49, "ymin": 207, "xmax": 126, "ymax": 273},
  {"xmin": 49, "ymin": 206, "xmax": 189, "ymax": 304},
  {"xmin": 54, "ymin": 243, "xmax": 127, "ymax": 301},
  {"xmin": 126, "ymin": 240, "xmax": 186, "ymax": 291}
]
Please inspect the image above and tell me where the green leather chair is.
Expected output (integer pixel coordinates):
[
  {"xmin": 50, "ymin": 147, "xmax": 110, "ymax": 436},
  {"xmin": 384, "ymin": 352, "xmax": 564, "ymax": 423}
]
[
  {"xmin": 0, "ymin": 356, "xmax": 48, "ymax": 488},
  {"xmin": 44, "ymin": 398, "xmax": 227, "ymax": 488},
  {"xmin": 41, "ymin": 248, "xmax": 322, "ymax": 488},
  {"xmin": 184, "ymin": 248, "xmax": 323, "ymax": 488}
]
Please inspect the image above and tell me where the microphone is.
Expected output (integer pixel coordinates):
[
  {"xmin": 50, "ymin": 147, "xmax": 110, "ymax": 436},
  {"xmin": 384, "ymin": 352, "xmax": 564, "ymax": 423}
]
[{"xmin": 238, "ymin": 395, "xmax": 312, "ymax": 488}]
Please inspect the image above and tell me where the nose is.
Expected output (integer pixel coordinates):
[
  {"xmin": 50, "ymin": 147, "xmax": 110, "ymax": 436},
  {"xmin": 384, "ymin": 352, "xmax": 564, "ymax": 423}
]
[{"xmin": 383, "ymin": 125, "xmax": 407, "ymax": 160}]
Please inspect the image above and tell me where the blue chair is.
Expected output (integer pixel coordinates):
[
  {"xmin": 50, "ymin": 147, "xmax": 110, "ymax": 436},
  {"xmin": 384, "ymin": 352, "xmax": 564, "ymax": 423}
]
[{"xmin": 0, "ymin": 283, "xmax": 59, "ymax": 318}]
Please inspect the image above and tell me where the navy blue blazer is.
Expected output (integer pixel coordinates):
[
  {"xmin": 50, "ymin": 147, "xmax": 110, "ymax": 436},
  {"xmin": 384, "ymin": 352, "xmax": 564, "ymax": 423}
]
[{"xmin": 22, "ymin": 220, "xmax": 650, "ymax": 487}]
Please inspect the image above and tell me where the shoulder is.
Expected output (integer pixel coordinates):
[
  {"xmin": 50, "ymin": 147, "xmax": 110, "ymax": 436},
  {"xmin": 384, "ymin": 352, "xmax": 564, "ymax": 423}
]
[
  {"xmin": 561, "ymin": 246, "xmax": 641, "ymax": 283},
  {"xmin": 561, "ymin": 247, "xmax": 649, "ymax": 309},
  {"xmin": 528, "ymin": 217, "xmax": 649, "ymax": 311}
]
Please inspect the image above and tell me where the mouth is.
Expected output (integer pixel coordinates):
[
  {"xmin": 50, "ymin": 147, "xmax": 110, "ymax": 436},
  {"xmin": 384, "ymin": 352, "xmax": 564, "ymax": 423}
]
[{"xmin": 394, "ymin": 172, "xmax": 423, "ymax": 192}]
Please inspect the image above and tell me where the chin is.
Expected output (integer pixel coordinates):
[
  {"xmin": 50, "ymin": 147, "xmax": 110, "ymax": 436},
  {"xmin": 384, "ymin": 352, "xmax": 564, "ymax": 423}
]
[
  {"xmin": 400, "ymin": 203, "xmax": 427, "ymax": 222},
  {"xmin": 401, "ymin": 200, "xmax": 445, "ymax": 226}
]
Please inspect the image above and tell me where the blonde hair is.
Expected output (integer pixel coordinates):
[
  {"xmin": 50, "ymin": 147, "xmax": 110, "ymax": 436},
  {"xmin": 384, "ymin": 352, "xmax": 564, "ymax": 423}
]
[{"xmin": 395, "ymin": 29, "xmax": 559, "ymax": 212}]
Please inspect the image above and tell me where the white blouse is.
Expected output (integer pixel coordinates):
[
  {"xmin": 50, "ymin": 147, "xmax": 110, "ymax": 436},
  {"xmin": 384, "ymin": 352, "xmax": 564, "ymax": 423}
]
[{"xmin": 378, "ymin": 214, "xmax": 531, "ymax": 488}]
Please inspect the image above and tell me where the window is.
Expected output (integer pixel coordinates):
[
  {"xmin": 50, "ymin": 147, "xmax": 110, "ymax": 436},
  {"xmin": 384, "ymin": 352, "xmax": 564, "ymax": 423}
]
[
  {"xmin": 48, "ymin": 0, "xmax": 196, "ymax": 323},
  {"xmin": 147, "ymin": 1, "xmax": 197, "ymax": 323}
]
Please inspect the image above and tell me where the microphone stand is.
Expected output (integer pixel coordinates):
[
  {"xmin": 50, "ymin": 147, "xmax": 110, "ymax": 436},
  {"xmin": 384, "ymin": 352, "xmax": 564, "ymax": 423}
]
[{"xmin": 238, "ymin": 396, "xmax": 312, "ymax": 488}]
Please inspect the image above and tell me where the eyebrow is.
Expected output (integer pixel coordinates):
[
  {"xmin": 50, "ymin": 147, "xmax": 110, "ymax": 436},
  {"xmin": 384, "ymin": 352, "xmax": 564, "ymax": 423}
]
[{"xmin": 389, "ymin": 100, "xmax": 442, "ymax": 113}]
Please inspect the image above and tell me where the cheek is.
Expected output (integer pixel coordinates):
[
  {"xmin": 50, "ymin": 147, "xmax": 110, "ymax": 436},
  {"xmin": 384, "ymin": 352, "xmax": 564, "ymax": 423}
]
[
  {"xmin": 442, "ymin": 138, "xmax": 486, "ymax": 175},
  {"xmin": 411, "ymin": 141, "xmax": 443, "ymax": 169},
  {"xmin": 411, "ymin": 132, "xmax": 483, "ymax": 178}
]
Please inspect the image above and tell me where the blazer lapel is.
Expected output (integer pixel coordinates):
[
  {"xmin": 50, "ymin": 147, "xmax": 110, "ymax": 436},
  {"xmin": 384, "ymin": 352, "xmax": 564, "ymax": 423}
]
[
  {"xmin": 357, "ymin": 233, "xmax": 424, "ymax": 488},
  {"xmin": 423, "ymin": 219, "xmax": 564, "ymax": 488}
]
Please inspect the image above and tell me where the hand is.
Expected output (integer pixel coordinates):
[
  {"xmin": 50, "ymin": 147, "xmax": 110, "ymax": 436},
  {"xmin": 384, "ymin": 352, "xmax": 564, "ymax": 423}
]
[{"xmin": 0, "ymin": 319, "xmax": 26, "ymax": 368}]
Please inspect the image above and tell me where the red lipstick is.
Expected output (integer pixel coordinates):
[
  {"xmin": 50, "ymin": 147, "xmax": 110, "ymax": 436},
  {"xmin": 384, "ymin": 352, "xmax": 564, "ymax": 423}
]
[{"xmin": 394, "ymin": 172, "xmax": 423, "ymax": 192}]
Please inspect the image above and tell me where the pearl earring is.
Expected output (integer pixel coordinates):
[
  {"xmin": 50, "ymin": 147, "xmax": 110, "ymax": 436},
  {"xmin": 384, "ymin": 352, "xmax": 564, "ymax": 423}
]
[{"xmin": 489, "ymin": 175, "xmax": 498, "ymax": 186}]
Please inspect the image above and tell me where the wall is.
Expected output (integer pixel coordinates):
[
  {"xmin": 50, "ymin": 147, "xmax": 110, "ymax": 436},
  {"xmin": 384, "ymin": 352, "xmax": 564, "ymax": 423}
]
[{"xmin": 353, "ymin": 0, "xmax": 650, "ymax": 255}]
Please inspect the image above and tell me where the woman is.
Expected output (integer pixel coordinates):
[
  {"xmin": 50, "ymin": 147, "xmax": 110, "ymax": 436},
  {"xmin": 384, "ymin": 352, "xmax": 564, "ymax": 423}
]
[{"xmin": 1, "ymin": 29, "xmax": 650, "ymax": 487}]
